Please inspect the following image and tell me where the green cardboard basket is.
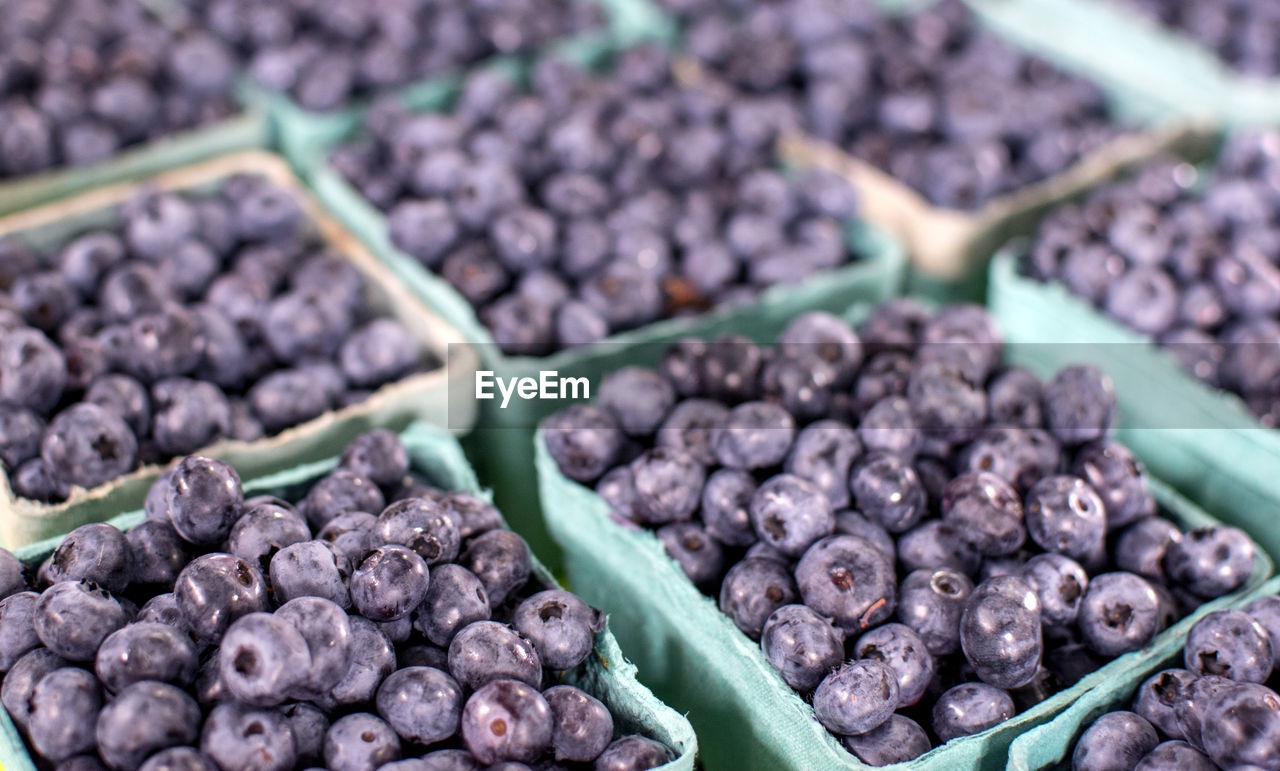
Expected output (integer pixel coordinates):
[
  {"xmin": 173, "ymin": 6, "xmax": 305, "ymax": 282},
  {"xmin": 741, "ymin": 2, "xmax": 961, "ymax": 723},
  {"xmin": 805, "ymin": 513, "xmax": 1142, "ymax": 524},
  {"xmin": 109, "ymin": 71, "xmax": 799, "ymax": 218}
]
[
  {"xmin": 534, "ymin": 418, "xmax": 1273, "ymax": 770},
  {"xmin": 0, "ymin": 422, "xmax": 698, "ymax": 771},
  {"xmin": 988, "ymin": 250, "xmax": 1280, "ymax": 566},
  {"xmin": 1005, "ymin": 575, "xmax": 1280, "ymax": 771},
  {"xmin": 0, "ymin": 152, "xmax": 480, "ymax": 549},
  {"xmin": 267, "ymin": 0, "xmax": 675, "ymax": 173}
]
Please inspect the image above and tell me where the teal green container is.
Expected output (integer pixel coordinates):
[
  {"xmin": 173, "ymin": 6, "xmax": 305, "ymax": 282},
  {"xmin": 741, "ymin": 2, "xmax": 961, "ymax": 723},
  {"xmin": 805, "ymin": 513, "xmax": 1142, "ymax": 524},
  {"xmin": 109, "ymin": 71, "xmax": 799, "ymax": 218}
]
[
  {"xmin": 988, "ymin": 251, "xmax": 1280, "ymax": 566},
  {"xmin": 534, "ymin": 425, "xmax": 1273, "ymax": 771},
  {"xmin": 268, "ymin": 0, "xmax": 674, "ymax": 172},
  {"xmin": 1005, "ymin": 576, "xmax": 1280, "ymax": 771},
  {"xmin": 0, "ymin": 422, "xmax": 698, "ymax": 771}
]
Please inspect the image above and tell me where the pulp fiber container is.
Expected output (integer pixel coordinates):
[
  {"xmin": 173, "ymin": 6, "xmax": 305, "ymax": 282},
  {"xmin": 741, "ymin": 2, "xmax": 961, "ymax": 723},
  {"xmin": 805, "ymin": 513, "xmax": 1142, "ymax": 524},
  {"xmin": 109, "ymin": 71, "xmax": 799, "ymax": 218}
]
[
  {"xmin": 0, "ymin": 421, "xmax": 699, "ymax": 771},
  {"xmin": 0, "ymin": 151, "xmax": 479, "ymax": 548}
]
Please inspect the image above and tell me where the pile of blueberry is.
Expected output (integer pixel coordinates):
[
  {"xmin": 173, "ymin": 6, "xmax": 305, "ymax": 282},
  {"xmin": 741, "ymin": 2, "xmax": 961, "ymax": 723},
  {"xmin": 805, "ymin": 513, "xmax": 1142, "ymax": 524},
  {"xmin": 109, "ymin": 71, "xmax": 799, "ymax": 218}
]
[
  {"xmin": 662, "ymin": 0, "xmax": 1120, "ymax": 209},
  {"xmin": 0, "ymin": 430, "xmax": 674, "ymax": 770},
  {"xmin": 180, "ymin": 0, "xmax": 605, "ymax": 112},
  {"xmin": 542, "ymin": 302, "xmax": 1259, "ymax": 764},
  {"xmin": 331, "ymin": 44, "xmax": 861, "ymax": 355},
  {"xmin": 1024, "ymin": 132, "xmax": 1280, "ymax": 426},
  {"xmin": 0, "ymin": 176, "xmax": 429, "ymax": 503},
  {"xmin": 0, "ymin": 0, "xmax": 239, "ymax": 179},
  {"xmin": 1069, "ymin": 595, "xmax": 1280, "ymax": 770},
  {"xmin": 1120, "ymin": 0, "xmax": 1280, "ymax": 78}
]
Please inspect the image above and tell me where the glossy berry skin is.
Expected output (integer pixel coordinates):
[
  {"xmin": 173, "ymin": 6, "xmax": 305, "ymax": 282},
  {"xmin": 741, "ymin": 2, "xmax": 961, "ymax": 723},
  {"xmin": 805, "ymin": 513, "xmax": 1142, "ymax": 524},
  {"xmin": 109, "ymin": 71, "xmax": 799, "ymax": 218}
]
[
  {"xmin": 628, "ymin": 448, "xmax": 706, "ymax": 525},
  {"xmin": 375, "ymin": 498, "xmax": 461, "ymax": 566},
  {"xmin": 269, "ymin": 540, "xmax": 352, "ymax": 609},
  {"xmin": 0, "ymin": 592, "xmax": 40, "ymax": 670},
  {"xmin": 34, "ymin": 581, "xmax": 130, "ymax": 661},
  {"xmin": 849, "ymin": 452, "xmax": 927, "ymax": 533},
  {"xmin": 711, "ymin": 401, "xmax": 796, "ymax": 470},
  {"xmin": 1244, "ymin": 596, "xmax": 1280, "ymax": 670},
  {"xmin": 719, "ymin": 558, "xmax": 799, "ymax": 640},
  {"xmin": 1024, "ymin": 476, "xmax": 1106, "ymax": 560},
  {"xmin": 94, "ymin": 621, "xmax": 197, "ymax": 694},
  {"xmin": 942, "ymin": 471, "xmax": 1025, "ymax": 556},
  {"xmin": 1072, "ymin": 441, "xmax": 1153, "ymax": 529},
  {"xmin": 460, "ymin": 530, "xmax": 531, "ymax": 607},
  {"xmin": 897, "ymin": 568, "xmax": 973, "ymax": 656},
  {"xmin": 461, "ymin": 679, "xmax": 553, "ymax": 765},
  {"xmin": 812, "ymin": 659, "xmax": 899, "ymax": 736},
  {"xmin": 1132, "ymin": 668, "xmax": 1197, "ymax": 740},
  {"xmin": 47, "ymin": 523, "xmax": 130, "ymax": 593},
  {"xmin": 301, "ymin": 469, "xmax": 385, "ymax": 531},
  {"xmin": 932, "ymin": 682, "xmax": 1016, "ymax": 741},
  {"xmin": 760, "ymin": 604, "xmax": 845, "ymax": 692},
  {"xmin": 1078, "ymin": 572, "xmax": 1164, "ymax": 657},
  {"xmin": 842, "ymin": 714, "xmax": 931, "ymax": 765},
  {"xmin": 544, "ymin": 685, "xmax": 613, "ymax": 763},
  {"xmin": 960, "ymin": 576, "xmax": 1043, "ymax": 689},
  {"xmin": 324, "ymin": 713, "xmax": 402, "ymax": 771},
  {"xmin": 1164, "ymin": 526, "xmax": 1255, "ymax": 599},
  {"xmin": 26, "ymin": 667, "xmax": 102, "ymax": 762},
  {"xmin": 541, "ymin": 405, "xmax": 623, "ymax": 483},
  {"xmin": 1019, "ymin": 554, "xmax": 1089, "ymax": 628},
  {"xmin": 796, "ymin": 535, "xmax": 896, "ymax": 633},
  {"xmin": 1184, "ymin": 609, "xmax": 1273, "ymax": 683},
  {"xmin": 276, "ymin": 597, "xmax": 354, "ymax": 696},
  {"xmin": 512, "ymin": 590, "xmax": 604, "ymax": 670},
  {"xmin": 1200, "ymin": 682, "xmax": 1280, "ymax": 770},
  {"xmin": 749, "ymin": 474, "xmax": 834, "ymax": 557},
  {"xmin": 1134, "ymin": 741, "xmax": 1217, "ymax": 771},
  {"xmin": 853, "ymin": 623, "xmax": 934, "ymax": 707},
  {"xmin": 166, "ymin": 457, "xmax": 244, "ymax": 545},
  {"xmin": 785, "ymin": 421, "xmax": 861, "ymax": 509},
  {"xmin": 1175, "ymin": 675, "xmax": 1235, "ymax": 751},
  {"xmin": 350, "ymin": 545, "xmax": 431, "ymax": 622},
  {"xmin": 1072, "ymin": 711, "xmax": 1158, "ymax": 771},
  {"xmin": 376, "ymin": 666, "xmax": 464, "ymax": 745},
  {"xmin": 41, "ymin": 403, "xmax": 137, "ymax": 491},
  {"xmin": 414, "ymin": 563, "xmax": 491, "ymax": 647},
  {"xmin": 834, "ymin": 510, "xmax": 896, "ymax": 563},
  {"xmin": 1114, "ymin": 518, "xmax": 1181, "ymax": 583},
  {"xmin": 95, "ymin": 681, "xmax": 201, "ymax": 770},
  {"xmin": 448, "ymin": 621, "xmax": 543, "ymax": 691},
  {"xmin": 2, "ymin": 649, "xmax": 66, "ymax": 730},
  {"xmin": 897, "ymin": 520, "xmax": 981, "ymax": 577},
  {"xmin": 217, "ymin": 612, "xmax": 310, "ymax": 707},
  {"xmin": 173, "ymin": 553, "xmax": 268, "ymax": 643},
  {"xmin": 594, "ymin": 735, "xmax": 672, "ymax": 771},
  {"xmin": 124, "ymin": 520, "xmax": 188, "ymax": 588},
  {"xmin": 329, "ymin": 617, "xmax": 396, "ymax": 707}
]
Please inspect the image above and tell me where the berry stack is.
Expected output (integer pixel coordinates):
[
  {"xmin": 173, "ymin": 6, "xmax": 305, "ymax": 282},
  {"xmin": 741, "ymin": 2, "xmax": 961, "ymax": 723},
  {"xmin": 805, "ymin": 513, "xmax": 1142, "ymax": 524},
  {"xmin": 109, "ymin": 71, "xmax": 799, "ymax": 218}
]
[
  {"xmin": 1025, "ymin": 132, "xmax": 1280, "ymax": 426},
  {"xmin": 0, "ymin": 429, "xmax": 679, "ymax": 770},
  {"xmin": 0, "ymin": 166, "xmax": 432, "ymax": 504},
  {"xmin": 330, "ymin": 45, "xmax": 863, "ymax": 356},
  {"xmin": 542, "ymin": 301, "xmax": 1261, "ymax": 764}
]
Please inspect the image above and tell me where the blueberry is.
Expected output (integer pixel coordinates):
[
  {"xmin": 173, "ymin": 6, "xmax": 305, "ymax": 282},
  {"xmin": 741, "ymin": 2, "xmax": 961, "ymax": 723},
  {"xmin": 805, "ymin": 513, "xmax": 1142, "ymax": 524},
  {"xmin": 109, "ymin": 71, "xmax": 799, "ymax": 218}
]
[
  {"xmin": 461, "ymin": 679, "xmax": 553, "ymax": 765},
  {"xmin": 95, "ymin": 681, "xmax": 201, "ymax": 770},
  {"xmin": 414, "ymin": 563, "xmax": 491, "ymax": 647},
  {"xmin": 201, "ymin": 703, "xmax": 297, "ymax": 771},
  {"xmin": 698, "ymin": 336, "xmax": 763, "ymax": 403},
  {"xmin": 85, "ymin": 374, "xmax": 151, "ymax": 437},
  {"xmin": 711, "ymin": 401, "xmax": 795, "ymax": 470},
  {"xmin": 277, "ymin": 597, "xmax": 354, "ymax": 696},
  {"xmin": 718, "ymin": 558, "xmax": 799, "ymax": 640},
  {"xmin": 0, "ymin": 405, "xmax": 44, "ymax": 470},
  {"xmin": 847, "ymin": 452, "xmax": 928, "ymax": 534},
  {"xmin": 1072, "ymin": 711, "xmax": 1159, "ymax": 771},
  {"xmin": 841, "ymin": 713, "xmax": 930, "ymax": 765},
  {"xmin": 986, "ymin": 368, "xmax": 1044, "ymax": 429},
  {"xmin": 340, "ymin": 319, "xmax": 419, "ymax": 388},
  {"xmin": 350, "ymin": 545, "xmax": 430, "ymax": 622},
  {"xmin": 1072, "ymin": 441, "xmax": 1153, "ymax": 529},
  {"xmin": 135, "ymin": 593, "xmax": 187, "ymax": 631},
  {"xmin": 697, "ymin": 468, "xmax": 757, "ymax": 547},
  {"xmin": 1018, "ymin": 554, "xmax": 1089, "ymax": 628},
  {"xmin": 750, "ymin": 474, "xmax": 835, "ymax": 558},
  {"xmin": 832, "ymin": 510, "xmax": 896, "ymax": 562},
  {"xmin": 897, "ymin": 568, "xmax": 973, "ymax": 656},
  {"xmin": 375, "ymin": 666, "xmax": 464, "ymax": 746},
  {"xmin": 269, "ymin": 540, "xmax": 352, "ymax": 609},
  {"xmin": 282, "ymin": 702, "xmax": 329, "ymax": 767},
  {"xmin": 341, "ymin": 430, "xmax": 410, "ymax": 487},
  {"xmin": 376, "ymin": 498, "xmax": 461, "ymax": 565},
  {"xmin": 812, "ymin": 659, "xmax": 899, "ymax": 735},
  {"xmin": 854, "ymin": 623, "xmax": 934, "ymax": 707},
  {"xmin": 943, "ymin": 471, "xmax": 1026, "ymax": 556},
  {"xmin": 166, "ymin": 457, "xmax": 243, "ymax": 545},
  {"xmin": 1164, "ymin": 526, "xmax": 1255, "ymax": 599},
  {"xmin": 40, "ymin": 403, "xmax": 137, "ymax": 491},
  {"xmin": 540, "ymin": 685, "xmax": 612, "ymax": 763},
  {"xmin": 217, "ymin": 612, "xmax": 311, "ymax": 706},
  {"xmin": 1115, "ymin": 518, "xmax": 1181, "ymax": 583},
  {"xmin": 932, "ymin": 682, "xmax": 1016, "ymax": 741},
  {"xmin": 227, "ymin": 504, "xmax": 310, "ymax": 573},
  {"xmin": 174, "ymin": 553, "xmax": 268, "ymax": 642},
  {"xmin": 137, "ymin": 748, "xmax": 218, "ymax": 771},
  {"xmin": 857, "ymin": 395, "xmax": 922, "ymax": 458},
  {"xmin": 2, "ymin": 648, "xmax": 67, "ymax": 730},
  {"xmin": 12, "ymin": 272, "xmax": 77, "ymax": 333},
  {"xmin": 961, "ymin": 576, "xmax": 1043, "ymax": 689},
  {"xmin": 47, "ymin": 523, "xmax": 129, "ymax": 593},
  {"xmin": 1185, "ymin": 609, "xmax": 1272, "ymax": 683},
  {"xmin": 1078, "ymin": 572, "xmax": 1163, "ymax": 657},
  {"xmin": 317, "ymin": 511, "xmax": 379, "ymax": 565},
  {"xmin": 94, "ymin": 622, "xmax": 197, "ymax": 694},
  {"xmin": 397, "ymin": 749, "xmax": 480, "ymax": 770},
  {"xmin": 655, "ymin": 400, "xmax": 729, "ymax": 468},
  {"xmin": 593, "ymin": 735, "xmax": 672, "ymax": 771},
  {"xmin": 150, "ymin": 377, "xmax": 231, "ymax": 456},
  {"xmin": 26, "ymin": 668, "xmax": 102, "ymax": 762},
  {"xmin": 328, "ymin": 616, "xmax": 395, "ymax": 707},
  {"xmin": 127, "ymin": 306, "xmax": 204, "ymax": 382},
  {"xmin": 1043, "ymin": 365, "xmax": 1115, "ymax": 446},
  {"xmin": 301, "ymin": 469, "xmax": 385, "ymax": 531},
  {"xmin": 1175, "ymin": 675, "xmax": 1235, "ymax": 751},
  {"xmin": 460, "ymin": 530, "xmax": 531, "ymax": 607},
  {"xmin": 34, "ymin": 581, "xmax": 130, "ymax": 661},
  {"xmin": 660, "ymin": 522, "xmax": 727, "ymax": 585},
  {"xmin": 0, "ymin": 546, "xmax": 25, "ymax": 601},
  {"xmin": 1200, "ymin": 681, "xmax": 1280, "ymax": 769},
  {"xmin": 0, "ymin": 591, "xmax": 40, "ymax": 670},
  {"xmin": 448, "ymin": 620, "xmax": 542, "ymax": 690},
  {"xmin": 1024, "ymin": 475, "xmax": 1106, "ymax": 560},
  {"xmin": 898, "ymin": 520, "xmax": 981, "ymax": 577},
  {"xmin": 542, "ymin": 405, "xmax": 624, "ymax": 483},
  {"xmin": 760, "ymin": 604, "xmax": 845, "ymax": 691},
  {"xmin": 626, "ymin": 447, "xmax": 705, "ymax": 526},
  {"xmin": 1244, "ymin": 596, "xmax": 1280, "ymax": 670},
  {"xmin": 1134, "ymin": 741, "xmax": 1217, "ymax": 771},
  {"xmin": 513, "ymin": 590, "xmax": 604, "ymax": 671},
  {"xmin": 782, "ymin": 421, "xmax": 861, "ymax": 510},
  {"xmin": 1132, "ymin": 668, "xmax": 1197, "ymax": 740}
]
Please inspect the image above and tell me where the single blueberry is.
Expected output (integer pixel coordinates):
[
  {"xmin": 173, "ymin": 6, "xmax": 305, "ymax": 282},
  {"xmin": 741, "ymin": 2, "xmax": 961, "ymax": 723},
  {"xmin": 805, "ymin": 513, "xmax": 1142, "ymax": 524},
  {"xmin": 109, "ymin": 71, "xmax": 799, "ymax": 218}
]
[
  {"xmin": 1134, "ymin": 741, "xmax": 1217, "ymax": 771},
  {"xmin": 760, "ymin": 604, "xmax": 845, "ymax": 692},
  {"xmin": 897, "ymin": 568, "xmax": 973, "ymax": 656},
  {"xmin": 1072, "ymin": 711, "xmax": 1159, "ymax": 771},
  {"xmin": 165, "ymin": 456, "xmax": 243, "ymax": 545},
  {"xmin": 350, "ymin": 545, "xmax": 430, "ymax": 622},
  {"xmin": 173, "ymin": 553, "xmax": 268, "ymax": 642},
  {"xmin": 542, "ymin": 405, "xmax": 624, "ymax": 484},
  {"xmin": 512, "ymin": 590, "xmax": 604, "ymax": 671},
  {"xmin": 1072, "ymin": 441, "xmax": 1154, "ymax": 529},
  {"xmin": 376, "ymin": 666, "xmax": 464, "ymax": 745},
  {"xmin": 1132, "ymin": 668, "xmax": 1197, "ymax": 740},
  {"xmin": 932, "ymin": 682, "xmax": 1016, "ymax": 741},
  {"xmin": 277, "ymin": 597, "xmax": 354, "ymax": 696},
  {"xmin": 1024, "ymin": 475, "xmax": 1107, "ymax": 560},
  {"xmin": 269, "ymin": 540, "xmax": 353, "ymax": 609},
  {"xmin": 328, "ymin": 616, "xmax": 396, "ymax": 707},
  {"xmin": 460, "ymin": 530, "xmax": 531, "ymax": 607},
  {"xmin": 1164, "ymin": 526, "xmax": 1255, "ymax": 599},
  {"xmin": 594, "ymin": 735, "xmax": 672, "ymax": 771},
  {"xmin": 448, "ymin": 620, "xmax": 542, "ymax": 690},
  {"xmin": 1019, "ymin": 553, "xmax": 1089, "ymax": 628},
  {"xmin": 700, "ymin": 468, "xmax": 758, "ymax": 547},
  {"xmin": 217, "ymin": 611, "xmax": 311, "ymax": 706},
  {"xmin": 47, "ymin": 523, "xmax": 129, "ymax": 593},
  {"xmin": 201, "ymin": 702, "xmax": 297, "ymax": 771},
  {"xmin": 26, "ymin": 668, "xmax": 102, "ymax": 762},
  {"xmin": 94, "ymin": 621, "xmax": 197, "ymax": 694},
  {"xmin": 854, "ymin": 622, "xmax": 935, "ymax": 707},
  {"xmin": 414, "ymin": 563, "xmax": 491, "ymax": 647},
  {"xmin": 34, "ymin": 581, "xmax": 130, "ymax": 661},
  {"xmin": 544, "ymin": 684, "xmax": 613, "ymax": 763},
  {"xmin": 812, "ymin": 659, "xmax": 899, "ymax": 736},
  {"xmin": 711, "ymin": 401, "xmax": 795, "ymax": 470},
  {"xmin": 1200, "ymin": 681, "xmax": 1280, "ymax": 769},
  {"xmin": 1115, "ymin": 518, "xmax": 1182, "ymax": 583},
  {"xmin": 375, "ymin": 497, "xmax": 461, "ymax": 565},
  {"xmin": 1043, "ymin": 365, "xmax": 1115, "ymax": 446},
  {"xmin": 719, "ymin": 558, "xmax": 799, "ymax": 640},
  {"xmin": 40, "ymin": 403, "xmax": 137, "ymax": 491},
  {"xmin": 1184, "ymin": 609, "xmax": 1273, "ymax": 683},
  {"xmin": 898, "ymin": 520, "xmax": 982, "ymax": 577},
  {"xmin": 95, "ymin": 681, "xmax": 201, "ymax": 770},
  {"xmin": 0, "ymin": 591, "xmax": 41, "ymax": 670},
  {"xmin": 340, "ymin": 430, "xmax": 410, "ymax": 487},
  {"xmin": 943, "ymin": 471, "xmax": 1026, "ymax": 556},
  {"xmin": 1078, "ymin": 572, "xmax": 1164, "ymax": 657},
  {"xmin": 227, "ymin": 504, "xmax": 311, "ymax": 574},
  {"xmin": 849, "ymin": 452, "xmax": 927, "ymax": 533},
  {"xmin": 301, "ymin": 469, "xmax": 386, "ymax": 532},
  {"xmin": 960, "ymin": 576, "xmax": 1043, "ymax": 689},
  {"xmin": 460, "ymin": 679, "xmax": 553, "ymax": 765}
]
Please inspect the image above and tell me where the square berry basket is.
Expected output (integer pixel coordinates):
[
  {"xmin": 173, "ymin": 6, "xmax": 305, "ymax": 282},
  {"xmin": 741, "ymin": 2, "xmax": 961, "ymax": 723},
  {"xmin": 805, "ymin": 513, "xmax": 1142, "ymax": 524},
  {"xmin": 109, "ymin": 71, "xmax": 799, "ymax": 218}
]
[
  {"xmin": 0, "ymin": 151, "xmax": 480, "ymax": 548},
  {"xmin": 531, "ymin": 303, "xmax": 1275, "ymax": 771},
  {"xmin": 1003, "ymin": 575, "xmax": 1280, "ymax": 770},
  {"xmin": 0, "ymin": 421, "xmax": 699, "ymax": 771}
]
